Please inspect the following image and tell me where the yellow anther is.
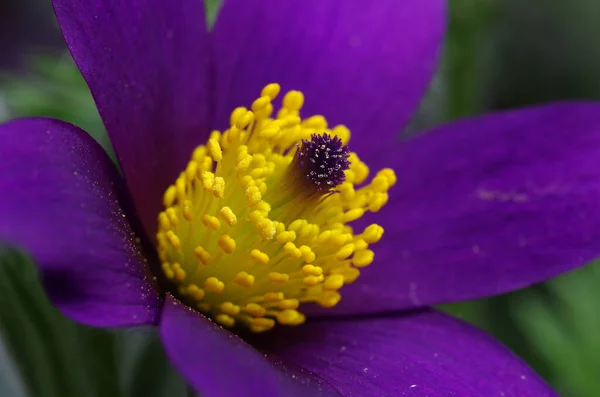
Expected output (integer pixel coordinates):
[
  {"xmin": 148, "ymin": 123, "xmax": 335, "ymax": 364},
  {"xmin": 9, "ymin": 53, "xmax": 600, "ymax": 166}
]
[
  {"xmin": 353, "ymin": 238, "xmax": 368, "ymax": 251},
  {"xmin": 258, "ymin": 219, "xmax": 276, "ymax": 240},
  {"xmin": 163, "ymin": 185, "xmax": 176, "ymax": 207},
  {"xmin": 349, "ymin": 153, "xmax": 369, "ymax": 184},
  {"xmin": 166, "ymin": 231, "xmax": 180, "ymax": 249},
  {"xmin": 216, "ymin": 314, "xmax": 235, "ymax": 327},
  {"xmin": 171, "ymin": 263, "xmax": 186, "ymax": 281},
  {"xmin": 276, "ymin": 231, "xmax": 296, "ymax": 243},
  {"xmin": 249, "ymin": 317, "xmax": 275, "ymax": 333},
  {"xmin": 234, "ymin": 271, "xmax": 255, "ymax": 288},
  {"xmin": 236, "ymin": 154, "xmax": 252, "ymax": 173},
  {"xmin": 205, "ymin": 277, "xmax": 225, "ymax": 293},
  {"xmin": 245, "ymin": 185, "xmax": 262, "ymax": 205},
  {"xmin": 282, "ymin": 114, "xmax": 301, "ymax": 127},
  {"xmin": 344, "ymin": 267, "xmax": 361, "ymax": 283},
  {"xmin": 368, "ymin": 192, "xmax": 388, "ymax": 212},
  {"xmin": 378, "ymin": 168, "xmax": 397, "ymax": 186},
  {"xmin": 274, "ymin": 222, "xmax": 286, "ymax": 235},
  {"xmin": 161, "ymin": 263, "xmax": 174, "ymax": 279},
  {"xmin": 158, "ymin": 212, "xmax": 170, "ymax": 230},
  {"xmin": 185, "ymin": 161, "xmax": 198, "ymax": 181},
  {"xmin": 284, "ymin": 242, "xmax": 302, "ymax": 258},
  {"xmin": 324, "ymin": 274, "xmax": 345, "ymax": 290},
  {"xmin": 302, "ymin": 115, "xmax": 328, "ymax": 129},
  {"xmin": 259, "ymin": 127, "xmax": 279, "ymax": 139},
  {"xmin": 245, "ymin": 303, "xmax": 267, "ymax": 317},
  {"xmin": 249, "ymin": 166, "xmax": 266, "ymax": 179},
  {"xmin": 338, "ymin": 182, "xmax": 355, "ymax": 202},
  {"xmin": 182, "ymin": 200, "xmax": 193, "ymax": 221},
  {"xmin": 249, "ymin": 210, "xmax": 263, "ymax": 224},
  {"xmin": 157, "ymin": 247, "xmax": 168, "ymax": 262},
  {"xmin": 261, "ymin": 83, "xmax": 281, "ymax": 99},
  {"xmin": 220, "ymin": 302, "xmax": 241, "ymax": 316},
  {"xmin": 363, "ymin": 224, "xmax": 384, "ymax": 244},
  {"xmin": 300, "ymin": 223, "xmax": 319, "ymax": 239},
  {"xmin": 317, "ymin": 230, "xmax": 332, "ymax": 244},
  {"xmin": 235, "ymin": 112, "xmax": 254, "ymax": 130},
  {"xmin": 342, "ymin": 208, "xmax": 365, "ymax": 223},
  {"xmin": 219, "ymin": 206, "xmax": 237, "ymax": 226},
  {"xmin": 317, "ymin": 291, "xmax": 341, "ymax": 308},
  {"xmin": 264, "ymin": 292, "xmax": 284, "ymax": 302},
  {"xmin": 199, "ymin": 156, "xmax": 212, "ymax": 172},
  {"xmin": 192, "ymin": 145, "xmax": 206, "ymax": 162},
  {"xmin": 299, "ymin": 245, "xmax": 316, "ymax": 263},
  {"xmin": 336, "ymin": 243, "xmax": 355, "ymax": 260},
  {"xmin": 288, "ymin": 219, "xmax": 307, "ymax": 232},
  {"xmin": 276, "ymin": 309, "xmax": 305, "ymax": 326},
  {"xmin": 185, "ymin": 284, "xmax": 205, "ymax": 300},
  {"xmin": 256, "ymin": 200, "xmax": 271, "ymax": 213},
  {"xmin": 236, "ymin": 144, "xmax": 248, "ymax": 160},
  {"xmin": 303, "ymin": 275, "xmax": 324, "ymax": 286},
  {"xmin": 201, "ymin": 172, "xmax": 215, "ymax": 191},
  {"xmin": 251, "ymin": 96, "xmax": 271, "ymax": 112},
  {"xmin": 331, "ymin": 233, "xmax": 351, "ymax": 247},
  {"xmin": 331, "ymin": 124, "xmax": 351, "ymax": 143},
  {"xmin": 372, "ymin": 175, "xmax": 390, "ymax": 192},
  {"xmin": 278, "ymin": 299, "xmax": 300, "ymax": 310},
  {"xmin": 202, "ymin": 214, "xmax": 221, "ymax": 230},
  {"xmin": 250, "ymin": 249, "xmax": 270, "ymax": 265},
  {"xmin": 282, "ymin": 91, "xmax": 304, "ymax": 111},
  {"xmin": 175, "ymin": 177, "xmax": 186, "ymax": 200},
  {"xmin": 230, "ymin": 107, "xmax": 247, "ymax": 128},
  {"xmin": 253, "ymin": 153, "xmax": 267, "ymax": 166},
  {"xmin": 209, "ymin": 130, "xmax": 221, "ymax": 142},
  {"xmin": 213, "ymin": 177, "xmax": 225, "ymax": 198},
  {"xmin": 353, "ymin": 249, "xmax": 374, "ymax": 268},
  {"xmin": 193, "ymin": 246, "xmax": 211, "ymax": 265},
  {"xmin": 166, "ymin": 208, "xmax": 179, "ymax": 226},
  {"xmin": 218, "ymin": 234, "xmax": 236, "ymax": 254},
  {"xmin": 302, "ymin": 264, "xmax": 323, "ymax": 276},
  {"xmin": 268, "ymin": 272, "xmax": 290, "ymax": 283}
]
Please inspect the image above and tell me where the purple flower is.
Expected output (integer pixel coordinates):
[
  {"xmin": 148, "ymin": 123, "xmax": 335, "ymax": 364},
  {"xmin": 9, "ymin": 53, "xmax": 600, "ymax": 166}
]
[{"xmin": 1, "ymin": 0, "xmax": 599, "ymax": 395}]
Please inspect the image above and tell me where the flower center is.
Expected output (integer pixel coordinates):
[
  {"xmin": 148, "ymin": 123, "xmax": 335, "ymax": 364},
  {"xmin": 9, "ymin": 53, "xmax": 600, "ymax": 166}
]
[{"xmin": 156, "ymin": 83, "xmax": 395, "ymax": 332}]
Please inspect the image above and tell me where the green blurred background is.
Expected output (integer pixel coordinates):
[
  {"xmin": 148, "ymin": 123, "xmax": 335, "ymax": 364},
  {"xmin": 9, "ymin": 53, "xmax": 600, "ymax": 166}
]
[{"xmin": 1, "ymin": 0, "xmax": 599, "ymax": 396}]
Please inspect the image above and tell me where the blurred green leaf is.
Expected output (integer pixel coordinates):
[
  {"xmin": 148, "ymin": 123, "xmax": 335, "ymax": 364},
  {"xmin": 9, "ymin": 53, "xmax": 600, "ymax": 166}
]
[
  {"xmin": 0, "ymin": 248, "xmax": 188, "ymax": 397},
  {"xmin": 204, "ymin": 0, "xmax": 221, "ymax": 27},
  {"xmin": 444, "ymin": 0, "xmax": 500, "ymax": 119},
  {"xmin": 0, "ymin": 54, "xmax": 114, "ymax": 163},
  {"xmin": 0, "ymin": 337, "xmax": 28, "ymax": 397},
  {"xmin": 116, "ymin": 329, "xmax": 188, "ymax": 397},
  {"xmin": 0, "ymin": 248, "xmax": 121, "ymax": 397},
  {"xmin": 513, "ymin": 263, "xmax": 600, "ymax": 397},
  {"xmin": 489, "ymin": 0, "xmax": 600, "ymax": 109}
]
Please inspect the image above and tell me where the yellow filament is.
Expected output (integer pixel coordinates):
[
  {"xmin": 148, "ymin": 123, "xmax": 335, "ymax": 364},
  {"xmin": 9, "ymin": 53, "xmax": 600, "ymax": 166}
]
[{"xmin": 156, "ymin": 83, "xmax": 395, "ymax": 332}]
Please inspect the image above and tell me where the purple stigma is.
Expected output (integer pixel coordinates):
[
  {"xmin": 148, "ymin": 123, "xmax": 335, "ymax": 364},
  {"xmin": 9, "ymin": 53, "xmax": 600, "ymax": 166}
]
[{"xmin": 294, "ymin": 133, "xmax": 350, "ymax": 190}]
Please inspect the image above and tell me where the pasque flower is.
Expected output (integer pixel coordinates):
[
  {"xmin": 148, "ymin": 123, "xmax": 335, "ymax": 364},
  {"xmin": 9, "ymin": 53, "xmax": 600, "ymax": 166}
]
[{"xmin": 1, "ymin": 0, "xmax": 599, "ymax": 395}]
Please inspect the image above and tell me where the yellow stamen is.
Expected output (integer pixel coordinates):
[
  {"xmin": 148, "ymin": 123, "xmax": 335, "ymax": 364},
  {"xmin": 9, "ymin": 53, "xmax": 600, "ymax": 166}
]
[{"xmin": 156, "ymin": 83, "xmax": 394, "ymax": 332}]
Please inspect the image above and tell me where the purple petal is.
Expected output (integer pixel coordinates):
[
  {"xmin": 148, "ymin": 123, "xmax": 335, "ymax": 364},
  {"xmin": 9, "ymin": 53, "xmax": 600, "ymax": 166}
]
[
  {"xmin": 261, "ymin": 311, "xmax": 557, "ymax": 397},
  {"xmin": 159, "ymin": 295, "xmax": 340, "ymax": 397},
  {"xmin": 211, "ymin": 0, "xmax": 446, "ymax": 157},
  {"xmin": 329, "ymin": 102, "xmax": 600, "ymax": 314},
  {"xmin": 0, "ymin": 118, "xmax": 161, "ymax": 327},
  {"xmin": 51, "ymin": 0, "xmax": 211, "ymax": 236}
]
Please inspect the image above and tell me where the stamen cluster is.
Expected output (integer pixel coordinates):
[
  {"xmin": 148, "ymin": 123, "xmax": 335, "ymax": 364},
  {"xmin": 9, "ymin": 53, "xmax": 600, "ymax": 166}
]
[{"xmin": 156, "ymin": 83, "xmax": 395, "ymax": 332}]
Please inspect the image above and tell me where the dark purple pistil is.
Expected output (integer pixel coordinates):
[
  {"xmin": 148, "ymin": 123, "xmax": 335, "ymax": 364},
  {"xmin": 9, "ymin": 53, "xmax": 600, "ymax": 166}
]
[{"xmin": 294, "ymin": 133, "xmax": 350, "ymax": 190}]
